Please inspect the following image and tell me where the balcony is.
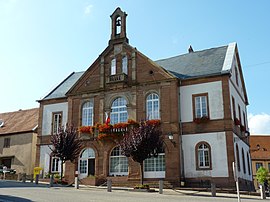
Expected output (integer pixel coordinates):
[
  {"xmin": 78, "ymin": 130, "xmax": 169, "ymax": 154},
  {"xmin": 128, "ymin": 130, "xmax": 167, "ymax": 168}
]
[{"xmin": 106, "ymin": 73, "xmax": 128, "ymax": 84}]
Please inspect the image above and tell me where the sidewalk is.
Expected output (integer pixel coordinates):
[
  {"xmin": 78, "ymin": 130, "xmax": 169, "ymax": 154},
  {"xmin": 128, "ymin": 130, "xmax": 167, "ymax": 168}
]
[{"xmin": 76, "ymin": 184, "xmax": 267, "ymax": 201}]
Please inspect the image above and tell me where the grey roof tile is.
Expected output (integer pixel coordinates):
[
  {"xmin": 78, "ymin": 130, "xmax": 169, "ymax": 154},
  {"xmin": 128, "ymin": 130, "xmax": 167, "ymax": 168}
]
[
  {"xmin": 155, "ymin": 45, "xmax": 228, "ymax": 79},
  {"xmin": 43, "ymin": 71, "xmax": 84, "ymax": 100}
]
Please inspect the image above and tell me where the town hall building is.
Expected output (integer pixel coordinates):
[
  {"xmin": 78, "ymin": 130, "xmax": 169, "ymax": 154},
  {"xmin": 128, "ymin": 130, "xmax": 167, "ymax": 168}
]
[{"xmin": 36, "ymin": 8, "xmax": 253, "ymax": 190}]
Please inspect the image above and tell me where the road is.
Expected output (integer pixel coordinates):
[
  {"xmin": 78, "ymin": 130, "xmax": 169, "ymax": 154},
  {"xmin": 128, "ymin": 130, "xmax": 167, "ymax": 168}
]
[{"xmin": 0, "ymin": 180, "xmax": 268, "ymax": 202}]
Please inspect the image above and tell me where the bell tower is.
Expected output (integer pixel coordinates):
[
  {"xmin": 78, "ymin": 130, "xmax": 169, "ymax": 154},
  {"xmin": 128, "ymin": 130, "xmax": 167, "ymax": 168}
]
[{"xmin": 109, "ymin": 7, "xmax": 129, "ymax": 45}]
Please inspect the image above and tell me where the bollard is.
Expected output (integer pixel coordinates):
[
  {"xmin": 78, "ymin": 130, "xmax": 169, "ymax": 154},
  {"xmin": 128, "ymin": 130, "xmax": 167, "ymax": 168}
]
[
  {"xmin": 49, "ymin": 174, "xmax": 54, "ymax": 187},
  {"xmin": 107, "ymin": 179, "xmax": 112, "ymax": 192},
  {"xmin": 260, "ymin": 184, "xmax": 266, "ymax": 199},
  {"xmin": 159, "ymin": 180, "xmax": 164, "ymax": 194},
  {"xmin": 30, "ymin": 174, "xmax": 34, "ymax": 183},
  {"xmin": 74, "ymin": 171, "xmax": 79, "ymax": 189},
  {"xmin": 22, "ymin": 173, "xmax": 26, "ymax": 183},
  {"xmin": 17, "ymin": 173, "xmax": 21, "ymax": 181},
  {"xmin": 211, "ymin": 183, "xmax": 216, "ymax": 197},
  {"xmin": 35, "ymin": 174, "xmax": 39, "ymax": 185}
]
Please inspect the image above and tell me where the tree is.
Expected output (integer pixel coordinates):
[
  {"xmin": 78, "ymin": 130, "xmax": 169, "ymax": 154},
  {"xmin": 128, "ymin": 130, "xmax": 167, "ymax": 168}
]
[
  {"xmin": 119, "ymin": 120, "xmax": 163, "ymax": 185},
  {"xmin": 50, "ymin": 125, "xmax": 83, "ymax": 180},
  {"xmin": 256, "ymin": 166, "xmax": 269, "ymax": 185}
]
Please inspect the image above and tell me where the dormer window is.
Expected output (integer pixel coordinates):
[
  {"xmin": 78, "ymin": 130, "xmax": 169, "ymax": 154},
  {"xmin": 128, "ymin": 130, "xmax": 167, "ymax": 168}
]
[
  {"xmin": 122, "ymin": 56, "xmax": 128, "ymax": 74},
  {"xmin": 111, "ymin": 58, "xmax": 116, "ymax": 75}
]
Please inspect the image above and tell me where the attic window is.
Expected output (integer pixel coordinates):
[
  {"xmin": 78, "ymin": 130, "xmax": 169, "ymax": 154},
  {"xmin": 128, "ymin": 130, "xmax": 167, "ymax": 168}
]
[{"xmin": 0, "ymin": 120, "xmax": 4, "ymax": 128}]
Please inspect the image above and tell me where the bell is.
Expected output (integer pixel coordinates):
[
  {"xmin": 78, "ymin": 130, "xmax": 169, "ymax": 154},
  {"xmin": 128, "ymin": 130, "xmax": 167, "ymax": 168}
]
[{"xmin": 116, "ymin": 19, "xmax": 121, "ymax": 26}]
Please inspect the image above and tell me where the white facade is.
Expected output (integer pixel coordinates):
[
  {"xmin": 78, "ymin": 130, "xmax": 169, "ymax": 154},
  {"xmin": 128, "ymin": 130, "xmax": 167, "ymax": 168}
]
[
  {"xmin": 40, "ymin": 145, "xmax": 62, "ymax": 177},
  {"xmin": 233, "ymin": 134, "xmax": 252, "ymax": 181},
  {"xmin": 180, "ymin": 81, "xmax": 224, "ymax": 122},
  {"xmin": 182, "ymin": 132, "xmax": 228, "ymax": 178},
  {"xmin": 42, "ymin": 103, "xmax": 68, "ymax": 136}
]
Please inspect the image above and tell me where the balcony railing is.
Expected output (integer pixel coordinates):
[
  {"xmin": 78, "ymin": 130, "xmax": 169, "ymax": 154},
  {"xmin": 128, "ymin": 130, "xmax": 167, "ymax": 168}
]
[{"xmin": 106, "ymin": 73, "xmax": 128, "ymax": 84}]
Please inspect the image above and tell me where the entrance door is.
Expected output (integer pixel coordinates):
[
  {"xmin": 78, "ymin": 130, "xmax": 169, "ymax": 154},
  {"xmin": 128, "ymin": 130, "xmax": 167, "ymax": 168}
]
[
  {"xmin": 79, "ymin": 148, "xmax": 95, "ymax": 179},
  {"xmin": 2, "ymin": 159, "xmax": 11, "ymax": 168},
  {"xmin": 88, "ymin": 159, "xmax": 95, "ymax": 176}
]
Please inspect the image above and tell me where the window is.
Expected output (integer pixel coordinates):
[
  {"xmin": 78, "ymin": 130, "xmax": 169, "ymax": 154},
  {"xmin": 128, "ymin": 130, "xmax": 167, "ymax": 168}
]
[
  {"xmin": 82, "ymin": 101, "xmax": 94, "ymax": 126},
  {"xmin": 238, "ymin": 105, "xmax": 242, "ymax": 125},
  {"xmin": 146, "ymin": 93, "xmax": 160, "ymax": 120},
  {"xmin": 122, "ymin": 56, "xmax": 128, "ymax": 74},
  {"xmin": 111, "ymin": 97, "xmax": 128, "ymax": 124},
  {"xmin": 79, "ymin": 148, "xmax": 95, "ymax": 176},
  {"xmin": 235, "ymin": 66, "xmax": 239, "ymax": 86},
  {"xmin": 52, "ymin": 112, "xmax": 62, "ymax": 134},
  {"xmin": 242, "ymin": 111, "xmax": 246, "ymax": 129},
  {"xmin": 196, "ymin": 142, "xmax": 211, "ymax": 170},
  {"xmin": 144, "ymin": 153, "xmax": 165, "ymax": 173},
  {"xmin": 247, "ymin": 152, "xmax": 251, "ymax": 175},
  {"xmin": 111, "ymin": 58, "xmax": 116, "ymax": 75},
  {"xmin": 236, "ymin": 144, "xmax": 241, "ymax": 172},
  {"xmin": 3, "ymin": 138, "xmax": 10, "ymax": 148},
  {"xmin": 109, "ymin": 147, "xmax": 128, "ymax": 176},
  {"xmin": 242, "ymin": 148, "xmax": 246, "ymax": 174},
  {"xmin": 51, "ymin": 157, "xmax": 60, "ymax": 173},
  {"xmin": 256, "ymin": 162, "xmax": 263, "ymax": 171},
  {"xmin": 193, "ymin": 94, "xmax": 208, "ymax": 118},
  {"xmin": 232, "ymin": 96, "xmax": 236, "ymax": 119}
]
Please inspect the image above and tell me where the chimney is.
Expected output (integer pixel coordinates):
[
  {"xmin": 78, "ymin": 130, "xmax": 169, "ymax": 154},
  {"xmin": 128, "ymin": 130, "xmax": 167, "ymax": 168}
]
[{"xmin": 188, "ymin": 45, "xmax": 194, "ymax": 53}]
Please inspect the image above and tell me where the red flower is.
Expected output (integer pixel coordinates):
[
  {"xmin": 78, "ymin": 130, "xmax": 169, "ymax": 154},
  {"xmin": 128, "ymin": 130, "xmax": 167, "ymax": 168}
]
[{"xmin": 79, "ymin": 126, "xmax": 92, "ymax": 134}]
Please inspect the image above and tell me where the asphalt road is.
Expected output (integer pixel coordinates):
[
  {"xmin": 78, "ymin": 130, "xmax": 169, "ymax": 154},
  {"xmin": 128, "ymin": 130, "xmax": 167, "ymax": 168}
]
[{"xmin": 0, "ymin": 180, "xmax": 268, "ymax": 202}]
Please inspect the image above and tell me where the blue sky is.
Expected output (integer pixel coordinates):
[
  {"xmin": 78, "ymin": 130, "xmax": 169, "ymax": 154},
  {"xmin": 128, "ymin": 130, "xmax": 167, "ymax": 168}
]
[{"xmin": 0, "ymin": 0, "xmax": 270, "ymax": 134}]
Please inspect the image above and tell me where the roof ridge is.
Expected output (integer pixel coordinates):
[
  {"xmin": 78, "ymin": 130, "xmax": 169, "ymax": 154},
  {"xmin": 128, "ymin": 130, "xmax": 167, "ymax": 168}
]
[{"xmin": 0, "ymin": 108, "xmax": 39, "ymax": 116}]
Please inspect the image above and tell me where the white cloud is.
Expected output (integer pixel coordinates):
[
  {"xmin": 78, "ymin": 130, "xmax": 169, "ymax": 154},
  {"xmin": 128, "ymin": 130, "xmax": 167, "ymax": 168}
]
[
  {"xmin": 84, "ymin": 4, "xmax": 93, "ymax": 15},
  {"xmin": 248, "ymin": 113, "xmax": 270, "ymax": 135}
]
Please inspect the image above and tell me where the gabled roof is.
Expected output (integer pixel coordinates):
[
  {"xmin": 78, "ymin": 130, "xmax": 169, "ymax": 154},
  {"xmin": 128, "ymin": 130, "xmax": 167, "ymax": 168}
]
[
  {"xmin": 0, "ymin": 108, "xmax": 39, "ymax": 135},
  {"xmin": 42, "ymin": 71, "xmax": 84, "ymax": 100},
  {"xmin": 155, "ymin": 45, "xmax": 228, "ymax": 79}
]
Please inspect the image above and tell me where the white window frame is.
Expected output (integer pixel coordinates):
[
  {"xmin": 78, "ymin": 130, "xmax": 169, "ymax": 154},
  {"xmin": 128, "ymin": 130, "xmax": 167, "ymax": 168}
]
[
  {"xmin": 82, "ymin": 101, "xmax": 94, "ymax": 126},
  {"xmin": 146, "ymin": 93, "xmax": 160, "ymax": 120},
  {"xmin": 197, "ymin": 143, "xmax": 210, "ymax": 169},
  {"xmin": 52, "ymin": 112, "xmax": 62, "ymax": 134},
  {"xmin": 194, "ymin": 95, "xmax": 208, "ymax": 118},
  {"xmin": 109, "ymin": 147, "xmax": 128, "ymax": 176},
  {"xmin": 51, "ymin": 156, "xmax": 60, "ymax": 173},
  {"xmin": 144, "ymin": 153, "xmax": 165, "ymax": 178},
  {"xmin": 111, "ymin": 97, "xmax": 128, "ymax": 124},
  {"xmin": 111, "ymin": 58, "xmax": 116, "ymax": 75}
]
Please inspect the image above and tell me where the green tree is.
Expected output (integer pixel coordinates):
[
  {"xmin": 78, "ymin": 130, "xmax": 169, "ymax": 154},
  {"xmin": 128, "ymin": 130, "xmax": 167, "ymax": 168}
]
[
  {"xmin": 50, "ymin": 125, "xmax": 82, "ymax": 181},
  {"xmin": 119, "ymin": 120, "xmax": 163, "ymax": 185},
  {"xmin": 256, "ymin": 166, "xmax": 269, "ymax": 185}
]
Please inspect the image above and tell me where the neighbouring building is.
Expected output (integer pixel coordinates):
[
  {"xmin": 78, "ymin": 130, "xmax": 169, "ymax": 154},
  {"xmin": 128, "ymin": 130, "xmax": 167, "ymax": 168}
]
[
  {"xmin": 36, "ymin": 8, "xmax": 253, "ymax": 190},
  {"xmin": 250, "ymin": 135, "xmax": 270, "ymax": 189},
  {"xmin": 0, "ymin": 108, "xmax": 38, "ymax": 175}
]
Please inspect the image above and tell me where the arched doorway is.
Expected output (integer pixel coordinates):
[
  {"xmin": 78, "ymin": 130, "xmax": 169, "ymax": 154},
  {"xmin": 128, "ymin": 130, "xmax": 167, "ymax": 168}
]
[{"xmin": 79, "ymin": 148, "xmax": 95, "ymax": 179}]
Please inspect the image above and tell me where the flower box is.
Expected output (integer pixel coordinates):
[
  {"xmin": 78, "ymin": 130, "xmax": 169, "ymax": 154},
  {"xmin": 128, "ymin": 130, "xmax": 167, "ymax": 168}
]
[
  {"xmin": 234, "ymin": 118, "xmax": 241, "ymax": 125},
  {"xmin": 194, "ymin": 116, "xmax": 209, "ymax": 124}
]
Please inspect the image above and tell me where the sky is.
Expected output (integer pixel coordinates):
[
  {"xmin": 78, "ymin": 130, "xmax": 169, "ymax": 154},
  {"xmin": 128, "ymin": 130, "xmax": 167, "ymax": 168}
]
[{"xmin": 0, "ymin": 0, "xmax": 270, "ymax": 134}]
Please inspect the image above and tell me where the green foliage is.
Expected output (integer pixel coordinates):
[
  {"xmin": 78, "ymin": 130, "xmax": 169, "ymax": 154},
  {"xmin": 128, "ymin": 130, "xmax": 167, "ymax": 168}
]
[
  {"xmin": 134, "ymin": 184, "xmax": 150, "ymax": 189},
  {"xmin": 54, "ymin": 173, "xmax": 60, "ymax": 179},
  {"xmin": 256, "ymin": 167, "xmax": 269, "ymax": 184}
]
